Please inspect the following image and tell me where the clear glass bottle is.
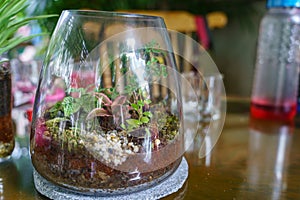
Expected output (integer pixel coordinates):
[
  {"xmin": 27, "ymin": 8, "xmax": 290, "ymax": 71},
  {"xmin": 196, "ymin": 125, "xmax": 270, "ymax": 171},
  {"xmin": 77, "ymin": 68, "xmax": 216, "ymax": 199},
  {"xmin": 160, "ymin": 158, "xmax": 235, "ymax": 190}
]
[{"xmin": 250, "ymin": 0, "xmax": 300, "ymax": 121}]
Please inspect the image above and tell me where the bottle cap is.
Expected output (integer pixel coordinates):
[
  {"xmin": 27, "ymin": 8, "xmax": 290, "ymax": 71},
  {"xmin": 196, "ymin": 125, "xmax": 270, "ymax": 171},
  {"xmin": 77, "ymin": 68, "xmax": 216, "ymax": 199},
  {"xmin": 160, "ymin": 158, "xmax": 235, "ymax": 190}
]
[{"xmin": 267, "ymin": 0, "xmax": 300, "ymax": 7}]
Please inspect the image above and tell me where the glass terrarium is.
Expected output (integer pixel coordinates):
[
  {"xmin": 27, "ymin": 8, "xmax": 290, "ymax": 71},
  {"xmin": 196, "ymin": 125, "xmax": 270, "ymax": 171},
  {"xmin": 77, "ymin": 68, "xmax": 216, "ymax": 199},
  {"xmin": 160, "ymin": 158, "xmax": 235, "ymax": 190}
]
[{"xmin": 30, "ymin": 10, "xmax": 185, "ymax": 196}]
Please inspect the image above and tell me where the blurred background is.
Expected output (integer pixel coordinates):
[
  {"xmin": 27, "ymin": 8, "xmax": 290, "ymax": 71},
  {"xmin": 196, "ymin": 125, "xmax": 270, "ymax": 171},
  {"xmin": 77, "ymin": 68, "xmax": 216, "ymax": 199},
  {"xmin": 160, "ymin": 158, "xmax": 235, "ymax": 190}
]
[{"xmin": 13, "ymin": 0, "xmax": 267, "ymax": 105}]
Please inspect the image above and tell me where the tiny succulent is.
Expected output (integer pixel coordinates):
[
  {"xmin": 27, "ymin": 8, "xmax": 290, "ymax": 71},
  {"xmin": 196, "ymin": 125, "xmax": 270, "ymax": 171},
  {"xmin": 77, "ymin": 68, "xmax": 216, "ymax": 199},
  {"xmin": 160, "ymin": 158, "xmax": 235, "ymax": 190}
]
[{"xmin": 124, "ymin": 99, "xmax": 153, "ymax": 131}]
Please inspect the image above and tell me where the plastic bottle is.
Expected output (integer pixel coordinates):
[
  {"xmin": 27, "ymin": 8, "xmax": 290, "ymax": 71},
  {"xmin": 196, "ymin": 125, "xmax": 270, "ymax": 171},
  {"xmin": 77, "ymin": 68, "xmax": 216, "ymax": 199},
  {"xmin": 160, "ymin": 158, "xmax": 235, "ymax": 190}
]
[{"xmin": 250, "ymin": 0, "xmax": 300, "ymax": 121}]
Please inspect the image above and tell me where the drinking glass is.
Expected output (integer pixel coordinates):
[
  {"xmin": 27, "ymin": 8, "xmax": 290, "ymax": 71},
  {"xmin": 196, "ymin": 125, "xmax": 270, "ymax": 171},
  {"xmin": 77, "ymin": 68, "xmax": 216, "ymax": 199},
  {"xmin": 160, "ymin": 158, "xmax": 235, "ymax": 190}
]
[
  {"xmin": 30, "ymin": 10, "xmax": 184, "ymax": 195},
  {"xmin": 182, "ymin": 72, "xmax": 223, "ymax": 122}
]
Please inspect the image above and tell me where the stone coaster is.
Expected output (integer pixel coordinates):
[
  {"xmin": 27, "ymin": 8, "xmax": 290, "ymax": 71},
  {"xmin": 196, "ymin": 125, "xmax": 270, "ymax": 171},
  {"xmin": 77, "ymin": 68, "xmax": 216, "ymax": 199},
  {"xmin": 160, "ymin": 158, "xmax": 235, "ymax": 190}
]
[{"xmin": 33, "ymin": 157, "xmax": 188, "ymax": 200}]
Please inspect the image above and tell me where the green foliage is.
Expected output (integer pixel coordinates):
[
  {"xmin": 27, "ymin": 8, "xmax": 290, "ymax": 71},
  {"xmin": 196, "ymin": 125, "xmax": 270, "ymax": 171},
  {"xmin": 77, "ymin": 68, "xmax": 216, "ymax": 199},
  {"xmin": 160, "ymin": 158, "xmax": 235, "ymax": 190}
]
[
  {"xmin": 144, "ymin": 40, "xmax": 168, "ymax": 79},
  {"xmin": 124, "ymin": 74, "xmax": 140, "ymax": 95},
  {"xmin": 119, "ymin": 40, "xmax": 168, "ymax": 97},
  {"xmin": 48, "ymin": 101, "xmax": 62, "ymax": 118},
  {"xmin": 45, "ymin": 117, "xmax": 82, "ymax": 151},
  {"xmin": 61, "ymin": 96, "xmax": 75, "ymax": 117},
  {"xmin": 63, "ymin": 94, "xmax": 95, "ymax": 118},
  {"xmin": 48, "ymin": 87, "xmax": 96, "ymax": 118},
  {"xmin": 0, "ymin": 0, "xmax": 57, "ymax": 55},
  {"xmin": 125, "ymin": 99, "xmax": 152, "ymax": 130}
]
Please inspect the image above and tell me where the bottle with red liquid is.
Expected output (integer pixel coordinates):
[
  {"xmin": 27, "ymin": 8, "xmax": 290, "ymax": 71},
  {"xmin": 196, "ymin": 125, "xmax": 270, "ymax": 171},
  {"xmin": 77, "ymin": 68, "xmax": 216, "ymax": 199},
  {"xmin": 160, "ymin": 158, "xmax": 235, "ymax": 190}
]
[{"xmin": 251, "ymin": 0, "xmax": 300, "ymax": 121}]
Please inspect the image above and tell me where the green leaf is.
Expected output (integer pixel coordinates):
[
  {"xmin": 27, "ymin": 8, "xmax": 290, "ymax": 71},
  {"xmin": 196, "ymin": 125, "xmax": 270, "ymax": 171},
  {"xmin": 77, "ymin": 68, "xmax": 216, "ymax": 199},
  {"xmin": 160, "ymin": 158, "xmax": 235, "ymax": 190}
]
[
  {"xmin": 120, "ymin": 123, "xmax": 126, "ymax": 130},
  {"xmin": 151, "ymin": 49, "xmax": 161, "ymax": 54},
  {"xmin": 0, "ymin": 33, "xmax": 47, "ymax": 55},
  {"xmin": 62, "ymin": 96, "xmax": 74, "ymax": 117},
  {"xmin": 126, "ymin": 119, "xmax": 141, "ymax": 126},
  {"xmin": 143, "ymin": 111, "xmax": 153, "ymax": 118},
  {"xmin": 83, "ymin": 96, "xmax": 96, "ymax": 112},
  {"xmin": 72, "ymin": 102, "xmax": 81, "ymax": 113},
  {"xmin": 48, "ymin": 101, "xmax": 63, "ymax": 117},
  {"xmin": 69, "ymin": 87, "xmax": 86, "ymax": 93},
  {"xmin": 0, "ymin": 0, "xmax": 58, "ymax": 53},
  {"xmin": 141, "ymin": 116, "xmax": 149, "ymax": 123},
  {"xmin": 161, "ymin": 65, "xmax": 168, "ymax": 77},
  {"xmin": 131, "ymin": 103, "xmax": 139, "ymax": 111},
  {"xmin": 151, "ymin": 57, "xmax": 158, "ymax": 63},
  {"xmin": 137, "ymin": 100, "xmax": 144, "ymax": 107},
  {"xmin": 144, "ymin": 99, "xmax": 152, "ymax": 105}
]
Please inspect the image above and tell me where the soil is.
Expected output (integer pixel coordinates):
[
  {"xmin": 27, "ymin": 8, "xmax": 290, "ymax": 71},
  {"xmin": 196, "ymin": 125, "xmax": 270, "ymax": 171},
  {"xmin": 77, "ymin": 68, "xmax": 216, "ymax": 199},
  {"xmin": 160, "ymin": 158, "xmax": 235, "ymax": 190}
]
[
  {"xmin": 31, "ymin": 111, "xmax": 182, "ymax": 193},
  {"xmin": 0, "ymin": 68, "xmax": 11, "ymax": 117},
  {"xmin": 0, "ymin": 67, "xmax": 14, "ymax": 157},
  {"xmin": 32, "ymin": 140, "xmax": 181, "ymax": 193}
]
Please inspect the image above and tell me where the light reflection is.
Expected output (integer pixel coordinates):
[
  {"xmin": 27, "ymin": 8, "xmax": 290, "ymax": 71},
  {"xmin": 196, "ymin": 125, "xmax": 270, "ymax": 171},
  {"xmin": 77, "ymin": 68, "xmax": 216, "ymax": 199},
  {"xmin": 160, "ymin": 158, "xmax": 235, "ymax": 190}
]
[
  {"xmin": 0, "ymin": 178, "xmax": 3, "ymax": 200},
  {"xmin": 247, "ymin": 117, "xmax": 293, "ymax": 200},
  {"xmin": 204, "ymin": 136, "xmax": 212, "ymax": 167},
  {"xmin": 129, "ymin": 168, "xmax": 141, "ymax": 181},
  {"xmin": 291, "ymin": 14, "xmax": 300, "ymax": 24}
]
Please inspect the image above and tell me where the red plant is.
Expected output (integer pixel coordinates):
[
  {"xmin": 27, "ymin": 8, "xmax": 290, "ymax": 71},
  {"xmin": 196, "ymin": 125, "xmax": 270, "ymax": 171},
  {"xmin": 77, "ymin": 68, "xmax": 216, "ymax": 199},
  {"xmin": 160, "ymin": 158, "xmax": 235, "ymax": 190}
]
[{"xmin": 86, "ymin": 93, "xmax": 130, "ymax": 126}]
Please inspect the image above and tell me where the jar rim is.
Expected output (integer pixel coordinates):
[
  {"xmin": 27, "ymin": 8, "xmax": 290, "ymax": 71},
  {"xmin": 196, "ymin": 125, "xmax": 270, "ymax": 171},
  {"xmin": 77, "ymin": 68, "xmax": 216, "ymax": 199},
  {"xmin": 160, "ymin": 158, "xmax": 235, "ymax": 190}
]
[{"xmin": 62, "ymin": 10, "xmax": 164, "ymax": 21}]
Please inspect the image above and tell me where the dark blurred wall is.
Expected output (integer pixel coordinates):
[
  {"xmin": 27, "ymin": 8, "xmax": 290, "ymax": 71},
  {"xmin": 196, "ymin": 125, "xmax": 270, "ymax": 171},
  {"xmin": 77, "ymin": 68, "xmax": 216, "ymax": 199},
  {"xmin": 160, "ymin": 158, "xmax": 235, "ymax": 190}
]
[{"xmin": 210, "ymin": 1, "xmax": 266, "ymax": 98}]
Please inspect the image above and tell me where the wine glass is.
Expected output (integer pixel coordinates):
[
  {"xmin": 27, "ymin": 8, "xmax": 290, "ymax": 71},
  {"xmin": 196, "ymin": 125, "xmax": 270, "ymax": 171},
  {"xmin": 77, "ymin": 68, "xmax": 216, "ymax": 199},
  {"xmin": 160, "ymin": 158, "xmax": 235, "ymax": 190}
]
[{"xmin": 30, "ymin": 10, "xmax": 186, "ymax": 196}]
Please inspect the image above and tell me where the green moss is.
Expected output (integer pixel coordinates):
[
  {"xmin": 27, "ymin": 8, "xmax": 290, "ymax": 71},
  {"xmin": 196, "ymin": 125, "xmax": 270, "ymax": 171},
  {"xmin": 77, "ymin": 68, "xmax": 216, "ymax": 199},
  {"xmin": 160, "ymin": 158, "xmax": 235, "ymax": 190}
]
[{"xmin": 45, "ymin": 117, "xmax": 84, "ymax": 151}]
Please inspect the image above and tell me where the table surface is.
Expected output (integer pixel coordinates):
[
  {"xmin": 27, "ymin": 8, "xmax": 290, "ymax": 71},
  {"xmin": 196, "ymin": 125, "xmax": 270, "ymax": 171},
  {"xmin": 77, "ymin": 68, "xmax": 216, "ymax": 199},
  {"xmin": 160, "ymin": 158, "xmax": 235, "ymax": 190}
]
[{"xmin": 1, "ymin": 101, "xmax": 300, "ymax": 200}]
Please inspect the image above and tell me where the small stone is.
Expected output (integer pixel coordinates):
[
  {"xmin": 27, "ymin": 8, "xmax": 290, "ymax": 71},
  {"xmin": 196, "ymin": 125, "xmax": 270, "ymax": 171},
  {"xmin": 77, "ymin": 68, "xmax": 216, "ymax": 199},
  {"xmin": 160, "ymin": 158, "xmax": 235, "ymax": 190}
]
[
  {"xmin": 154, "ymin": 139, "xmax": 161, "ymax": 146},
  {"xmin": 110, "ymin": 132, "xmax": 116, "ymax": 137},
  {"xmin": 133, "ymin": 146, "xmax": 139, "ymax": 153},
  {"xmin": 44, "ymin": 131, "xmax": 50, "ymax": 137}
]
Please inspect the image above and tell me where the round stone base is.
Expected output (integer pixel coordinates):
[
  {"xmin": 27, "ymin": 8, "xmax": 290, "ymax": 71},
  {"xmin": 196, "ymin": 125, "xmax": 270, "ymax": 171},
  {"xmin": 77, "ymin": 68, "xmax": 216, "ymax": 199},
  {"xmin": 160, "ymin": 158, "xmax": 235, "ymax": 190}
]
[{"xmin": 33, "ymin": 157, "xmax": 188, "ymax": 200}]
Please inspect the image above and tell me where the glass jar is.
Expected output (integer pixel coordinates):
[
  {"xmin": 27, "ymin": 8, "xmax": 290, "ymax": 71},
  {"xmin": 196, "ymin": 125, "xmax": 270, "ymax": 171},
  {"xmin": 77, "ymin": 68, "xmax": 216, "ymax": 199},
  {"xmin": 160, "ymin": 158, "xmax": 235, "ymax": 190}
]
[
  {"xmin": 0, "ymin": 54, "xmax": 14, "ymax": 160},
  {"xmin": 30, "ymin": 10, "xmax": 184, "ymax": 195}
]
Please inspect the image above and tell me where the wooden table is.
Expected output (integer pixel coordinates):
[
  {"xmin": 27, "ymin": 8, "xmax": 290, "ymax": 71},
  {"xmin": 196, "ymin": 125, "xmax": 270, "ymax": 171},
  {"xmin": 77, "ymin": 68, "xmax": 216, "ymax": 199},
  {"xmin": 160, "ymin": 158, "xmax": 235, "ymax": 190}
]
[{"xmin": 1, "ymin": 102, "xmax": 300, "ymax": 199}]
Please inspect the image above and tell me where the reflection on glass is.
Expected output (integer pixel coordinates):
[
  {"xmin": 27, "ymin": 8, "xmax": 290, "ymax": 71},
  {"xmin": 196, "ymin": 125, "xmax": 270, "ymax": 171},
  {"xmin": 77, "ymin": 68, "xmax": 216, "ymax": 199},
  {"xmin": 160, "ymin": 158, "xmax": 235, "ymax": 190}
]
[
  {"xmin": 247, "ymin": 117, "xmax": 293, "ymax": 200},
  {"xmin": 185, "ymin": 119, "xmax": 222, "ymax": 167},
  {"xmin": 0, "ymin": 178, "xmax": 3, "ymax": 200},
  {"xmin": 170, "ymin": 31, "xmax": 226, "ymax": 163}
]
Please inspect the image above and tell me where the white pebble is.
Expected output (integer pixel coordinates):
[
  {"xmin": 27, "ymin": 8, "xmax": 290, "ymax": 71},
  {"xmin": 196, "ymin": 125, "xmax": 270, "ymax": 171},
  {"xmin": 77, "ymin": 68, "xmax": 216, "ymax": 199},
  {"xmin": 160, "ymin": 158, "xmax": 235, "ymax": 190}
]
[
  {"xmin": 154, "ymin": 139, "xmax": 161, "ymax": 146},
  {"xmin": 133, "ymin": 146, "xmax": 139, "ymax": 153}
]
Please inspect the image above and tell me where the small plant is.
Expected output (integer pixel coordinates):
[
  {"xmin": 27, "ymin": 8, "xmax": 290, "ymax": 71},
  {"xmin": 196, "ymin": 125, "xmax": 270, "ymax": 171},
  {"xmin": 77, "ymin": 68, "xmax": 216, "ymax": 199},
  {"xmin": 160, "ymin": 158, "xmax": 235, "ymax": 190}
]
[
  {"xmin": 86, "ymin": 92, "xmax": 129, "ymax": 126},
  {"xmin": 48, "ymin": 87, "xmax": 95, "ymax": 118},
  {"xmin": 123, "ymin": 99, "xmax": 153, "ymax": 131},
  {"xmin": 144, "ymin": 40, "xmax": 168, "ymax": 79}
]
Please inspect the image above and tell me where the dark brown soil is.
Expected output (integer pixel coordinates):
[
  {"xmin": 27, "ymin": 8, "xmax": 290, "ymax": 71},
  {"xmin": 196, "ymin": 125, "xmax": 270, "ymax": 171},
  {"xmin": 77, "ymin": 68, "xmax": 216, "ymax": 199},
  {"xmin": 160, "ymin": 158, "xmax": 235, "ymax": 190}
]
[
  {"xmin": 31, "ymin": 102, "xmax": 181, "ymax": 194},
  {"xmin": 0, "ymin": 66, "xmax": 14, "ymax": 157},
  {"xmin": 0, "ymin": 68, "xmax": 11, "ymax": 117},
  {"xmin": 31, "ymin": 138, "xmax": 181, "ymax": 193}
]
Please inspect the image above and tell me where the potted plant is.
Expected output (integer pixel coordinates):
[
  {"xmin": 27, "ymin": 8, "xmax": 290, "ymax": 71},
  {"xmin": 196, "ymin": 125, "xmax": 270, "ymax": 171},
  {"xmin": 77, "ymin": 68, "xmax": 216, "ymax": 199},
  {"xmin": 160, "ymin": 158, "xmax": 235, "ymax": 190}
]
[
  {"xmin": 30, "ymin": 10, "xmax": 184, "ymax": 196},
  {"xmin": 32, "ymin": 40, "xmax": 182, "ymax": 193},
  {"xmin": 0, "ymin": 0, "xmax": 56, "ymax": 159}
]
